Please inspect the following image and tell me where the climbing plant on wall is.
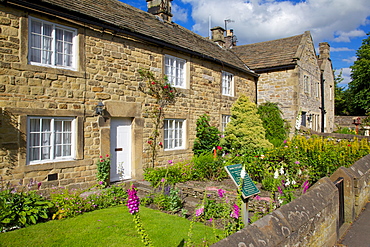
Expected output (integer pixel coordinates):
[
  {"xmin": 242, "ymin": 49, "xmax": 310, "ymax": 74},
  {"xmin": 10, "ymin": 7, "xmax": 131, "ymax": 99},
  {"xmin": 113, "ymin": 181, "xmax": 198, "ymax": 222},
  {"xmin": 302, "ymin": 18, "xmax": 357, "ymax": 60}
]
[{"xmin": 138, "ymin": 69, "xmax": 180, "ymax": 168}]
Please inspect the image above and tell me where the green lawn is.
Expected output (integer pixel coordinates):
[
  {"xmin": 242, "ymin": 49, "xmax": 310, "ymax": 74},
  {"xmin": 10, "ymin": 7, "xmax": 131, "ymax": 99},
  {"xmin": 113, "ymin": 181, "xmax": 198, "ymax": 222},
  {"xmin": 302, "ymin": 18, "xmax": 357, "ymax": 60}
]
[{"xmin": 0, "ymin": 206, "xmax": 224, "ymax": 247}]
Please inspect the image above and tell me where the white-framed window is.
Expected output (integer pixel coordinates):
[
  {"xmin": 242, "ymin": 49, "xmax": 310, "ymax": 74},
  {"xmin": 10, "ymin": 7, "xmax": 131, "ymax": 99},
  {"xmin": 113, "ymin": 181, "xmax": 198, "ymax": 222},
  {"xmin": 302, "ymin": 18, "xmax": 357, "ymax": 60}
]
[
  {"xmin": 28, "ymin": 17, "xmax": 77, "ymax": 70},
  {"xmin": 27, "ymin": 117, "xmax": 76, "ymax": 164},
  {"xmin": 222, "ymin": 71, "xmax": 234, "ymax": 96},
  {"xmin": 164, "ymin": 55, "xmax": 186, "ymax": 88},
  {"xmin": 222, "ymin": 115, "xmax": 231, "ymax": 132},
  {"xmin": 164, "ymin": 119, "xmax": 185, "ymax": 150}
]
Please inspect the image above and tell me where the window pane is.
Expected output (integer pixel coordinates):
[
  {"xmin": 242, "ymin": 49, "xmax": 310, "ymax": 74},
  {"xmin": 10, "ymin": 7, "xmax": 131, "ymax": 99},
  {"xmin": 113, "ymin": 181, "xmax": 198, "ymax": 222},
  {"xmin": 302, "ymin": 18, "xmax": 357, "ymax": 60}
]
[
  {"xmin": 30, "ymin": 147, "xmax": 40, "ymax": 161},
  {"xmin": 30, "ymin": 119, "xmax": 40, "ymax": 132},
  {"xmin": 64, "ymin": 30, "xmax": 73, "ymax": 43},
  {"xmin": 55, "ymin": 132, "xmax": 62, "ymax": 145},
  {"xmin": 41, "ymin": 146, "xmax": 51, "ymax": 160},
  {"xmin": 42, "ymin": 119, "xmax": 51, "ymax": 131},
  {"xmin": 43, "ymin": 24, "xmax": 52, "ymax": 36},
  {"xmin": 63, "ymin": 144, "xmax": 71, "ymax": 156},
  {"xmin": 30, "ymin": 133, "xmax": 40, "ymax": 146},
  {"xmin": 55, "ymin": 145, "xmax": 62, "ymax": 157},
  {"xmin": 64, "ymin": 121, "xmax": 71, "ymax": 131},
  {"xmin": 31, "ymin": 20, "xmax": 42, "ymax": 34},
  {"xmin": 63, "ymin": 133, "xmax": 71, "ymax": 143}
]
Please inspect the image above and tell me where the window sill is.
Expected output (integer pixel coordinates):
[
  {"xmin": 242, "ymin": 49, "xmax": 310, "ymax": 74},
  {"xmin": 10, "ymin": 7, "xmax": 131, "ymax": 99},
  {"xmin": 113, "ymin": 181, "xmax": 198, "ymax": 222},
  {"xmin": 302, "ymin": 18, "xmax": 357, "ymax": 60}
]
[
  {"xmin": 12, "ymin": 63, "xmax": 85, "ymax": 78},
  {"xmin": 24, "ymin": 159, "xmax": 93, "ymax": 172}
]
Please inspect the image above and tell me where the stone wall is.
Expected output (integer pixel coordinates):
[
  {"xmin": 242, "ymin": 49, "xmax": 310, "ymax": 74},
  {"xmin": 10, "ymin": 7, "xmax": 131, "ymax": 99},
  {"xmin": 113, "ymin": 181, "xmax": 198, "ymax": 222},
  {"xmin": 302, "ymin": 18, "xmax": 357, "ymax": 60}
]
[
  {"xmin": 334, "ymin": 116, "xmax": 367, "ymax": 130},
  {"xmin": 212, "ymin": 154, "xmax": 370, "ymax": 247}
]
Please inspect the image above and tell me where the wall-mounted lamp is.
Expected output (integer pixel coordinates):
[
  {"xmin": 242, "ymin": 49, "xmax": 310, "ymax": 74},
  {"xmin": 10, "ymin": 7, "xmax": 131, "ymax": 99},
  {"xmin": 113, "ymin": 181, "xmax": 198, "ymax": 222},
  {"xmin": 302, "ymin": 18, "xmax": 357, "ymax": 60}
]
[
  {"xmin": 95, "ymin": 101, "xmax": 105, "ymax": 115},
  {"xmin": 307, "ymin": 114, "xmax": 313, "ymax": 122}
]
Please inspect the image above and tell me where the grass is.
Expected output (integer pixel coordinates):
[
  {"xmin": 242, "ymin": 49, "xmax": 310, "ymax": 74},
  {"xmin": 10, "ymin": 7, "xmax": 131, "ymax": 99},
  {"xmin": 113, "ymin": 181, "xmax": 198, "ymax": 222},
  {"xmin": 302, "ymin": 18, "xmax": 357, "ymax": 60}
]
[{"xmin": 0, "ymin": 205, "xmax": 224, "ymax": 247}]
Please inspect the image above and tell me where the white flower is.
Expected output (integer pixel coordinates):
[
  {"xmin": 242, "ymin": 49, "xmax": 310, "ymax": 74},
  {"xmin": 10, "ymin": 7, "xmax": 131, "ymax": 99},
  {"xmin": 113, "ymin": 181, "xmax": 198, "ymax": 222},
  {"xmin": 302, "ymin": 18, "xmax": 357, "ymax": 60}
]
[
  {"xmin": 285, "ymin": 179, "xmax": 290, "ymax": 186},
  {"xmin": 292, "ymin": 180, "xmax": 296, "ymax": 185},
  {"xmin": 240, "ymin": 167, "xmax": 246, "ymax": 179},
  {"xmin": 280, "ymin": 167, "xmax": 284, "ymax": 175},
  {"xmin": 297, "ymin": 169, "xmax": 302, "ymax": 176},
  {"xmin": 274, "ymin": 169, "xmax": 279, "ymax": 179}
]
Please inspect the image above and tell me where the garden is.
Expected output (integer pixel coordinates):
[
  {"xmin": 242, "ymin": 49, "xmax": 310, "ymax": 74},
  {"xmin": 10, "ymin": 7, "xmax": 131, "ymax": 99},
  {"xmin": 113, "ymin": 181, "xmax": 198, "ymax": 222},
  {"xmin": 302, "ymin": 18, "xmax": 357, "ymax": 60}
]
[{"xmin": 1, "ymin": 90, "xmax": 370, "ymax": 246}]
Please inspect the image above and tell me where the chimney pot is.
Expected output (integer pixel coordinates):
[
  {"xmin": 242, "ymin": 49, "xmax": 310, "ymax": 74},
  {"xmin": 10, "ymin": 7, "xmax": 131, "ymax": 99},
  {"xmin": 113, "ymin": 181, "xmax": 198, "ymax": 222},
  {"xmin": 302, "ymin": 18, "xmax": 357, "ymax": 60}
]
[
  {"xmin": 319, "ymin": 42, "xmax": 330, "ymax": 59},
  {"xmin": 147, "ymin": 0, "xmax": 173, "ymax": 22},
  {"xmin": 211, "ymin": 26, "xmax": 225, "ymax": 47}
]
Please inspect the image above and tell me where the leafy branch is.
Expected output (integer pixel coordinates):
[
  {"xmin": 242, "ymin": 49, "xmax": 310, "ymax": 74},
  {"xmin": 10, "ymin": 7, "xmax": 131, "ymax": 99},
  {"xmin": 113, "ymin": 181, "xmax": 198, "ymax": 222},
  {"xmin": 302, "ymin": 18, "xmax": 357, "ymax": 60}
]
[{"xmin": 138, "ymin": 69, "xmax": 181, "ymax": 168}]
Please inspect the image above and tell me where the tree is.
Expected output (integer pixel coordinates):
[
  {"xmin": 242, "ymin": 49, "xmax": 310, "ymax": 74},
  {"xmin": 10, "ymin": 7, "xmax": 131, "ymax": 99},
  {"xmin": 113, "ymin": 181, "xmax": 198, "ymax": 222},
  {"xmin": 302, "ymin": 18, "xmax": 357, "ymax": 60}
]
[
  {"xmin": 334, "ymin": 70, "xmax": 352, "ymax": 115},
  {"xmin": 193, "ymin": 114, "xmax": 220, "ymax": 156},
  {"xmin": 349, "ymin": 33, "xmax": 370, "ymax": 115},
  {"xmin": 221, "ymin": 95, "xmax": 272, "ymax": 154},
  {"xmin": 257, "ymin": 102, "xmax": 289, "ymax": 146}
]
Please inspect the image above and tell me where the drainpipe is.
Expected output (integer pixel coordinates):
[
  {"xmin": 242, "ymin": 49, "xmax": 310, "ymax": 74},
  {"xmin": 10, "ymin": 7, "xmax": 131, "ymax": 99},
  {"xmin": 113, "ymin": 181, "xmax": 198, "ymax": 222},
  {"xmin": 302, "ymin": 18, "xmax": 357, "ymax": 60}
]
[{"xmin": 320, "ymin": 72, "xmax": 326, "ymax": 133}]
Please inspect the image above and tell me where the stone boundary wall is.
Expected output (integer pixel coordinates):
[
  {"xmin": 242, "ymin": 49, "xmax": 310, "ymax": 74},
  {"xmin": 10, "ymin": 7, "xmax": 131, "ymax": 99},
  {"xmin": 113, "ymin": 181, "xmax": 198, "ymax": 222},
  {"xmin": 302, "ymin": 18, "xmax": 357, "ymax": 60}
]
[
  {"xmin": 212, "ymin": 154, "xmax": 370, "ymax": 247},
  {"xmin": 334, "ymin": 116, "xmax": 367, "ymax": 130},
  {"xmin": 300, "ymin": 126, "xmax": 370, "ymax": 141}
]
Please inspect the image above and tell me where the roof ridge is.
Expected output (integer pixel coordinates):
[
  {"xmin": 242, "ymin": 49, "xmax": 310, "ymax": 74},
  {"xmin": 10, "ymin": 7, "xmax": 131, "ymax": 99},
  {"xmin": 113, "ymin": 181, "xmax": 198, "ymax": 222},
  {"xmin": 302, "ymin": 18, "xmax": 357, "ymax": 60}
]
[{"xmin": 235, "ymin": 32, "xmax": 306, "ymax": 48}]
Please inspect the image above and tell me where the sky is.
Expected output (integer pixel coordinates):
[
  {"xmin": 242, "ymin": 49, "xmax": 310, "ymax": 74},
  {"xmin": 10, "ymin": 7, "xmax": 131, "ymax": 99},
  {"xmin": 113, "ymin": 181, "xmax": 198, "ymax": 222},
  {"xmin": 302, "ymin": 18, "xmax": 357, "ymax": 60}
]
[{"xmin": 119, "ymin": 0, "xmax": 370, "ymax": 87}]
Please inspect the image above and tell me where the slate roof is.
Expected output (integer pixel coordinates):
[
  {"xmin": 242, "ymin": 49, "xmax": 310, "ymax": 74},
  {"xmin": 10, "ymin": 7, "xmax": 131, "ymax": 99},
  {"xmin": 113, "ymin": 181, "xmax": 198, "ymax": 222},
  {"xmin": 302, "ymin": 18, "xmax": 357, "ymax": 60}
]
[
  {"xmin": 232, "ymin": 32, "xmax": 310, "ymax": 71},
  {"xmin": 6, "ymin": 0, "xmax": 256, "ymax": 76}
]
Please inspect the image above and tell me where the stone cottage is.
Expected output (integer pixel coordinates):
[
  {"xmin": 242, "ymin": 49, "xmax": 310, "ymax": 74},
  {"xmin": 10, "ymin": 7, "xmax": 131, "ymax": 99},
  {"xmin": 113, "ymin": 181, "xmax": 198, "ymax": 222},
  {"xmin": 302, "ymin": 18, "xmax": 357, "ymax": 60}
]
[
  {"xmin": 233, "ymin": 31, "xmax": 335, "ymax": 133},
  {"xmin": 0, "ymin": 0, "xmax": 258, "ymax": 189}
]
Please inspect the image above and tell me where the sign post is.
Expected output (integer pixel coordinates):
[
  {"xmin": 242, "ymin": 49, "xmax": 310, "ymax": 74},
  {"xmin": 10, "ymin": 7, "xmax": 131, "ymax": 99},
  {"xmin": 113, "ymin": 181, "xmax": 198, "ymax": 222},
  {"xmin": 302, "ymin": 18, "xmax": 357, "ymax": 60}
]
[{"xmin": 225, "ymin": 164, "xmax": 260, "ymax": 225}]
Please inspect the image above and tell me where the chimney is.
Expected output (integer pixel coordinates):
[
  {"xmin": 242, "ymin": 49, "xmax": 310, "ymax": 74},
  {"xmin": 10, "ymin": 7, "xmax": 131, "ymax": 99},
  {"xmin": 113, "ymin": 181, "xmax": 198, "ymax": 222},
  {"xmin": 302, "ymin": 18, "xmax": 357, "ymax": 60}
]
[
  {"xmin": 211, "ymin": 26, "xmax": 225, "ymax": 47},
  {"xmin": 225, "ymin": 29, "xmax": 237, "ymax": 48},
  {"xmin": 319, "ymin": 42, "xmax": 330, "ymax": 59},
  {"xmin": 147, "ymin": 0, "xmax": 173, "ymax": 22}
]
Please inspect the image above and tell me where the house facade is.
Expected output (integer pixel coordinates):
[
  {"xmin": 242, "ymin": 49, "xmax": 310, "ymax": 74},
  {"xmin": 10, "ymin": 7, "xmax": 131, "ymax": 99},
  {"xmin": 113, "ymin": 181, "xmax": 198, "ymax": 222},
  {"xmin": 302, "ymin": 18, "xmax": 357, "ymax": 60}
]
[
  {"xmin": 0, "ymin": 0, "xmax": 258, "ymax": 189},
  {"xmin": 233, "ymin": 31, "xmax": 335, "ymax": 133}
]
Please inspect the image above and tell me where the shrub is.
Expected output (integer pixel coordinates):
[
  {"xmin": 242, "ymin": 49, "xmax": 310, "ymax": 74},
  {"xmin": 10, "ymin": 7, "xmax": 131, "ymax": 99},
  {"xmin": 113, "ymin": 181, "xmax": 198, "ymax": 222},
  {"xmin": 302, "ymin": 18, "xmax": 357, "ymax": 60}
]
[
  {"xmin": 193, "ymin": 114, "xmax": 220, "ymax": 156},
  {"xmin": 221, "ymin": 95, "xmax": 273, "ymax": 155},
  {"xmin": 257, "ymin": 102, "xmax": 289, "ymax": 146},
  {"xmin": 0, "ymin": 189, "xmax": 53, "ymax": 232},
  {"xmin": 192, "ymin": 153, "xmax": 227, "ymax": 181},
  {"xmin": 50, "ymin": 185, "xmax": 127, "ymax": 220},
  {"xmin": 96, "ymin": 154, "xmax": 110, "ymax": 187},
  {"xmin": 144, "ymin": 165, "xmax": 189, "ymax": 186},
  {"xmin": 152, "ymin": 186, "xmax": 183, "ymax": 213}
]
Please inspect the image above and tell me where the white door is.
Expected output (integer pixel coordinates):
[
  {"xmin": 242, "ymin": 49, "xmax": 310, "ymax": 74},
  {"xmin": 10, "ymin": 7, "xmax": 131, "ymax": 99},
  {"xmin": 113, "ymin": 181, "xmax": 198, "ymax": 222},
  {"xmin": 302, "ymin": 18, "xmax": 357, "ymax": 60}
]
[{"xmin": 110, "ymin": 118, "xmax": 132, "ymax": 182}]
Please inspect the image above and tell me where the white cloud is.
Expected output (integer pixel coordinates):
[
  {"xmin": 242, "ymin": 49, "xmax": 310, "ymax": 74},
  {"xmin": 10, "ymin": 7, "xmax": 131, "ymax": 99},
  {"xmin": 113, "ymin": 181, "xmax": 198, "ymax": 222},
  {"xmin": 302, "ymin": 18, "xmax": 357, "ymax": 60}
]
[
  {"xmin": 333, "ymin": 30, "xmax": 367, "ymax": 42},
  {"xmin": 172, "ymin": 3, "xmax": 188, "ymax": 23},
  {"xmin": 342, "ymin": 56, "xmax": 357, "ymax": 63},
  {"xmin": 330, "ymin": 47, "xmax": 355, "ymax": 52},
  {"xmin": 335, "ymin": 67, "xmax": 352, "ymax": 86},
  {"xmin": 181, "ymin": 0, "xmax": 370, "ymax": 45}
]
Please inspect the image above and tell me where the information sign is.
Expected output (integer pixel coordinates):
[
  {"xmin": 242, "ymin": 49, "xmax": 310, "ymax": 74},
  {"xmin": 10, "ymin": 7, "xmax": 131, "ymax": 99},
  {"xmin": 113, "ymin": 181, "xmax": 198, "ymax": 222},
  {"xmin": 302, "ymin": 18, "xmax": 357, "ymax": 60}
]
[{"xmin": 225, "ymin": 164, "xmax": 260, "ymax": 199}]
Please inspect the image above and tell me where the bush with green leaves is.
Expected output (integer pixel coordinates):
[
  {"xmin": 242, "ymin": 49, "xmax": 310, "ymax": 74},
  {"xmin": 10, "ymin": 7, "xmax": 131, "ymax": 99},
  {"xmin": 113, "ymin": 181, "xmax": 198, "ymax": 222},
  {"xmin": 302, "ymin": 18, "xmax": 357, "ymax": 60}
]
[
  {"xmin": 144, "ymin": 163, "xmax": 192, "ymax": 186},
  {"xmin": 221, "ymin": 95, "xmax": 273, "ymax": 155},
  {"xmin": 193, "ymin": 114, "xmax": 220, "ymax": 156},
  {"xmin": 50, "ymin": 185, "xmax": 127, "ymax": 220},
  {"xmin": 151, "ymin": 186, "xmax": 183, "ymax": 213},
  {"xmin": 257, "ymin": 102, "xmax": 289, "ymax": 146},
  {"xmin": 96, "ymin": 154, "xmax": 110, "ymax": 187},
  {"xmin": 192, "ymin": 153, "xmax": 227, "ymax": 181},
  {"xmin": 144, "ymin": 154, "xmax": 228, "ymax": 185},
  {"xmin": 0, "ymin": 188, "xmax": 53, "ymax": 232}
]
